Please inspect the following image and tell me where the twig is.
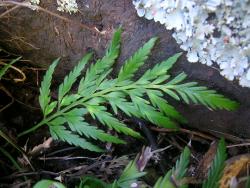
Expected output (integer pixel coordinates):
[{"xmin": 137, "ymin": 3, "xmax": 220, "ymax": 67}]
[
  {"xmin": 0, "ymin": 84, "xmax": 14, "ymax": 112},
  {"xmin": 0, "ymin": 1, "xmax": 105, "ymax": 34},
  {"xmin": 0, "ymin": 170, "xmax": 59, "ymax": 180},
  {"xmin": 227, "ymin": 143, "xmax": 250, "ymax": 148},
  {"xmin": 207, "ymin": 129, "xmax": 250, "ymax": 143},
  {"xmin": 15, "ymin": 98, "xmax": 40, "ymax": 110},
  {"xmin": 0, "ymin": 4, "xmax": 19, "ymax": 18},
  {"xmin": 150, "ymin": 127, "xmax": 215, "ymax": 141},
  {"xmin": 152, "ymin": 145, "xmax": 172, "ymax": 154},
  {"xmin": 46, "ymin": 147, "xmax": 78, "ymax": 156},
  {"xmin": 64, "ymin": 158, "xmax": 112, "ymax": 177},
  {"xmin": 38, "ymin": 156, "xmax": 99, "ymax": 161}
]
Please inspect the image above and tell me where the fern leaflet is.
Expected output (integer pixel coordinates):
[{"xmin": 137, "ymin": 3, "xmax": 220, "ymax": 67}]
[
  {"xmin": 38, "ymin": 58, "xmax": 59, "ymax": 116},
  {"xmin": 117, "ymin": 37, "xmax": 157, "ymax": 82}
]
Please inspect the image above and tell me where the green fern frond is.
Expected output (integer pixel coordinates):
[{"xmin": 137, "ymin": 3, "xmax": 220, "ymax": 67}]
[
  {"xmin": 202, "ymin": 139, "xmax": 227, "ymax": 188},
  {"xmin": 117, "ymin": 159, "xmax": 146, "ymax": 188},
  {"xmin": 78, "ymin": 157, "xmax": 146, "ymax": 188},
  {"xmin": 138, "ymin": 52, "xmax": 182, "ymax": 84},
  {"xmin": 50, "ymin": 125, "xmax": 103, "ymax": 152},
  {"xmin": 130, "ymin": 95, "xmax": 178, "ymax": 129},
  {"xmin": 153, "ymin": 147, "xmax": 190, "ymax": 188},
  {"xmin": 20, "ymin": 28, "xmax": 239, "ymax": 152},
  {"xmin": 117, "ymin": 37, "xmax": 158, "ymax": 82},
  {"xmin": 39, "ymin": 58, "xmax": 59, "ymax": 116},
  {"xmin": 58, "ymin": 53, "xmax": 92, "ymax": 105},
  {"xmin": 78, "ymin": 28, "xmax": 122, "ymax": 95},
  {"xmin": 153, "ymin": 170, "xmax": 174, "ymax": 188},
  {"xmin": 173, "ymin": 147, "xmax": 191, "ymax": 180},
  {"xmin": 167, "ymin": 81, "xmax": 239, "ymax": 110},
  {"xmin": 147, "ymin": 90, "xmax": 187, "ymax": 123},
  {"xmin": 63, "ymin": 108, "xmax": 125, "ymax": 144},
  {"xmin": 87, "ymin": 105, "xmax": 142, "ymax": 138}
]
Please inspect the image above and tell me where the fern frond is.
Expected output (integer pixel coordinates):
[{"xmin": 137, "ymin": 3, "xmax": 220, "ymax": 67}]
[
  {"xmin": 78, "ymin": 29, "xmax": 122, "ymax": 94},
  {"xmin": 202, "ymin": 139, "xmax": 227, "ymax": 188},
  {"xmin": 153, "ymin": 170, "xmax": 174, "ymax": 188},
  {"xmin": 173, "ymin": 147, "xmax": 191, "ymax": 180},
  {"xmin": 147, "ymin": 90, "xmax": 187, "ymax": 123},
  {"xmin": 49, "ymin": 125, "xmax": 103, "ymax": 152},
  {"xmin": 117, "ymin": 159, "xmax": 146, "ymax": 187},
  {"xmin": 106, "ymin": 27, "xmax": 122, "ymax": 59},
  {"xmin": 138, "ymin": 52, "xmax": 182, "ymax": 84},
  {"xmin": 58, "ymin": 53, "xmax": 92, "ymax": 105},
  {"xmin": 22, "ymin": 28, "xmax": 239, "ymax": 152},
  {"xmin": 117, "ymin": 37, "xmax": 158, "ymax": 82},
  {"xmin": 153, "ymin": 147, "xmax": 190, "ymax": 188},
  {"xmin": 63, "ymin": 108, "xmax": 125, "ymax": 144},
  {"xmin": 130, "ymin": 94, "xmax": 178, "ymax": 129},
  {"xmin": 87, "ymin": 105, "xmax": 142, "ymax": 138},
  {"xmin": 60, "ymin": 94, "xmax": 80, "ymax": 107},
  {"xmin": 167, "ymin": 81, "xmax": 239, "ymax": 110},
  {"xmin": 39, "ymin": 58, "xmax": 59, "ymax": 116},
  {"xmin": 104, "ymin": 92, "xmax": 141, "ymax": 117}
]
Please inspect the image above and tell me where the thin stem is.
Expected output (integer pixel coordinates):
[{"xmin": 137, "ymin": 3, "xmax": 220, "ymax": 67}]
[
  {"xmin": 0, "ymin": 147, "xmax": 22, "ymax": 171},
  {"xmin": 17, "ymin": 119, "xmax": 47, "ymax": 138},
  {"xmin": 0, "ymin": 130, "xmax": 24, "ymax": 153}
]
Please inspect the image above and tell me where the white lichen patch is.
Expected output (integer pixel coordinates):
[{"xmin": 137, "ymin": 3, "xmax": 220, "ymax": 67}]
[
  {"xmin": 57, "ymin": 0, "xmax": 78, "ymax": 14},
  {"xmin": 30, "ymin": 0, "xmax": 40, "ymax": 4},
  {"xmin": 29, "ymin": 0, "xmax": 79, "ymax": 14},
  {"xmin": 133, "ymin": 0, "xmax": 250, "ymax": 87}
]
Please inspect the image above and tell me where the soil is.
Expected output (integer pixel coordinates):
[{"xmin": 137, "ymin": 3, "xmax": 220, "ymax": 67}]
[{"xmin": 0, "ymin": 0, "xmax": 250, "ymax": 187}]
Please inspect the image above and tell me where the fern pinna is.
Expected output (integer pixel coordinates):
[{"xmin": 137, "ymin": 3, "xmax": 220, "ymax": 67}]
[{"xmin": 18, "ymin": 28, "xmax": 239, "ymax": 152}]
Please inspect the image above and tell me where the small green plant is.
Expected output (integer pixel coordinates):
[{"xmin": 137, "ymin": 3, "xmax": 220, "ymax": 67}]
[
  {"xmin": 33, "ymin": 179, "xmax": 66, "ymax": 188},
  {"xmin": 153, "ymin": 147, "xmax": 190, "ymax": 188},
  {"xmin": 78, "ymin": 139, "xmax": 226, "ymax": 188},
  {"xmin": 18, "ymin": 29, "xmax": 238, "ymax": 152},
  {"xmin": 33, "ymin": 139, "xmax": 228, "ymax": 188},
  {"xmin": 202, "ymin": 139, "xmax": 227, "ymax": 188}
]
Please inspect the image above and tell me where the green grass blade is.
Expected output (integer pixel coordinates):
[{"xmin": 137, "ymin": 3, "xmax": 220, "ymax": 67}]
[{"xmin": 0, "ymin": 57, "xmax": 21, "ymax": 80}]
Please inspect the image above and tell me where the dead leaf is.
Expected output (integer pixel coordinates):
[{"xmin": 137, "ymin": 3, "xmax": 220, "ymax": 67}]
[
  {"xmin": 220, "ymin": 154, "xmax": 250, "ymax": 188},
  {"xmin": 195, "ymin": 141, "xmax": 218, "ymax": 180},
  {"xmin": 29, "ymin": 137, "xmax": 53, "ymax": 156}
]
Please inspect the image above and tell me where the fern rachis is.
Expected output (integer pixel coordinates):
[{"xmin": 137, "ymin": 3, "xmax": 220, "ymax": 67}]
[{"xmin": 18, "ymin": 28, "xmax": 239, "ymax": 152}]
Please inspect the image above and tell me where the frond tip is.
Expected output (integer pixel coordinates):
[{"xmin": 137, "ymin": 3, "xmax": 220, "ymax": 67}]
[{"xmin": 165, "ymin": 79, "xmax": 239, "ymax": 110}]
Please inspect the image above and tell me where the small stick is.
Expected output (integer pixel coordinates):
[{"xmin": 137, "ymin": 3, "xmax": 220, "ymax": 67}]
[
  {"xmin": 0, "ymin": 4, "xmax": 19, "ymax": 18},
  {"xmin": 227, "ymin": 143, "xmax": 250, "ymax": 148},
  {"xmin": 0, "ymin": 84, "xmax": 14, "ymax": 112},
  {"xmin": 150, "ymin": 127, "xmax": 215, "ymax": 141}
]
